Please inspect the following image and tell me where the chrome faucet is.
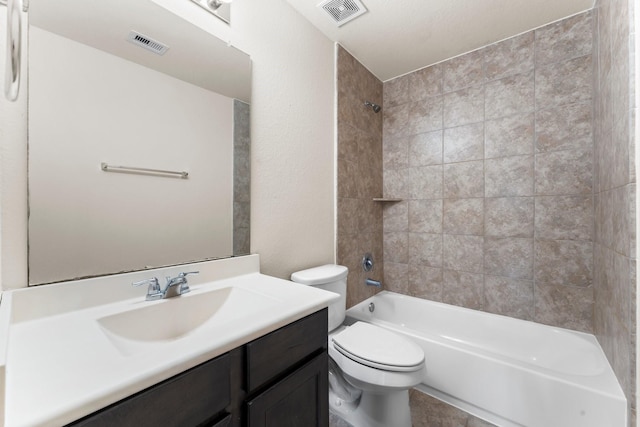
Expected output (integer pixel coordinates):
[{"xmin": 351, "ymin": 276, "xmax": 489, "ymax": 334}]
[
  {"xmin": 365, "ymin": 278, "xmax": 382, "ymax": 287},
  {"xmin": 163, "ymin": 271, "xmax": 198, "ymax": 298},
  {"xmin": 133, "ymin": 271, "xmax": 199, "ymax": 301}
]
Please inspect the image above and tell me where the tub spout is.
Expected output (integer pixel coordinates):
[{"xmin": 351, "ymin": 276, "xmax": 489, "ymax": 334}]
[{"xmin": 365, "ymin": 278, "xmax": 381, "ymax": 287}]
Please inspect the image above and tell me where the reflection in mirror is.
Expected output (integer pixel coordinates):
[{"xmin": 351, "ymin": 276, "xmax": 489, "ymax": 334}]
[
  {"xmin": 190, "ymin": 0, "xmax": 232, "ymax": 24},
  {"xmin": 28, "ymin": 0, "xmax": 251, "ymax": 285}
]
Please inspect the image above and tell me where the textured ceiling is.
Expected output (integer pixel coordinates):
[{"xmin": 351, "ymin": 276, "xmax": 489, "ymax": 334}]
[{"xmin": 285, "ymin": 0, "xmax": 595, "ymax": 81}]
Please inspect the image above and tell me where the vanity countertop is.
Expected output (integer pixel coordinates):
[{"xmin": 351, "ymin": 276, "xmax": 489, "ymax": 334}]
[{"xmin": 0, "ymin": 255, "xmax": 337, "ymax": 427}]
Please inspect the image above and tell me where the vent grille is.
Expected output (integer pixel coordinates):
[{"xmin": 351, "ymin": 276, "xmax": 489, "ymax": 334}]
[
  {"xmin": 318, "ymin": 0, "xmax": 368, "ymax": 27},
  {"xmin": 126, "ymin": 31, "xmax": 169, "ymax": 55}
]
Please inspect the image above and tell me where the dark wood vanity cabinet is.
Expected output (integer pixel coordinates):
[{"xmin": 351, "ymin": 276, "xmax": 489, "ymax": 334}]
[
  {"xmin": 67, "ymin": 309, "xmax": 328, "ymax": 427},
  {"xmin": 245, "ymin": 307, "xmax": 329, "ymax": 427}
]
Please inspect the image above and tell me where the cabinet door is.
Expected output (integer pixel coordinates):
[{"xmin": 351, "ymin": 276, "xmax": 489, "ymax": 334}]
[{"xmin": 246, "ymin": 352, "xmax": 328, "ymax": 427}]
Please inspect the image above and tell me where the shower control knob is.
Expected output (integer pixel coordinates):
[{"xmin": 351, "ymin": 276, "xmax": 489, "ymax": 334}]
[{"xmin": 362, "ymin": 253, "xmax": 374, "ymax": 272}]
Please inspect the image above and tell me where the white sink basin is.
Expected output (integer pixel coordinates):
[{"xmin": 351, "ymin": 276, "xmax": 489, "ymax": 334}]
[{"xmin": 98, "ymin": 286, "xmax": 280, "ymax": 356}]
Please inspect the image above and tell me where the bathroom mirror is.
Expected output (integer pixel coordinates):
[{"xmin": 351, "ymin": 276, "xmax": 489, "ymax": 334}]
[{"xmin": 27, "ymin": 0, "xmax": 252, "ymax": 285}]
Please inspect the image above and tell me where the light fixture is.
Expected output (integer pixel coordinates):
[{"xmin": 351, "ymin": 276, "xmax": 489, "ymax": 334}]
[
  {"xmin": 207, "ymin": 0, "xmax": 231, "ymax": 10},
  {"xmin": 190, "ymin": 0, "xmax": 232, "ymax": 23}
]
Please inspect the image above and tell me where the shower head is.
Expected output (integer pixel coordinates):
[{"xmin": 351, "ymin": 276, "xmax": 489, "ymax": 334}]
[{"xmin": 364, "ymin": 101, "xmax": 381, "ymax": 113}]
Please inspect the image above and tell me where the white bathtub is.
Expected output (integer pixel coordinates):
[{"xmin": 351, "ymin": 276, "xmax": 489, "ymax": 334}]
[{"xmin": 345, "ymin": 291, "xmax": 627, "ymax": 427}]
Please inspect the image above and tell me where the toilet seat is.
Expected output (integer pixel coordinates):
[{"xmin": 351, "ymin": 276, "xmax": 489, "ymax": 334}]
[{"xmin": 332, "ymin": 322, "xmax": 424, "ymax": 372}]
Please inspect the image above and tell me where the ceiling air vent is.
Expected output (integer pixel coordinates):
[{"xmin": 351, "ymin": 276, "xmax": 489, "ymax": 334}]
[
  {"xmin": 318, "ymin": 0, "xmax": 368, "ymax": 27},
  {"xmin": 126, "ymin": 31, "xmax": 169, "ymax": 56}
]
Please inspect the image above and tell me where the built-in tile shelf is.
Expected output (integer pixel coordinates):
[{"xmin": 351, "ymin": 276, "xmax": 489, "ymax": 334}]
[{"xmin": 373, "ymin": 198, "xmax": 403, "ymax": 202}]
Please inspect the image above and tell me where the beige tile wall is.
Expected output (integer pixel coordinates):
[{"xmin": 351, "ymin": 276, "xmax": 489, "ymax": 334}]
[
  {"xmin": 593, "ymin": 0, "xmax": 637, "ymax": 423},
  {"xmin": 382, "ymin": 11, "xmax": 596, "ymax": 332},
  {"xmin": 336, "ymin": 46, "xmax": 384, "ymax": 308}
]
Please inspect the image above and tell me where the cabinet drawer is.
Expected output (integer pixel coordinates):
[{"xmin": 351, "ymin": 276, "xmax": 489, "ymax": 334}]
[
  {"xmin": 246, "ymin": 309, "xmax": 327, "ymax": 392},
  {"xmin": 69, "ymin": 353, "xmax": 231, "ymax": 427}
]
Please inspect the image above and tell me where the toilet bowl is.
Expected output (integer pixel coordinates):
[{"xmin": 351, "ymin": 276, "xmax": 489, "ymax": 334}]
[{"xmin": 291, "ymin": 265, "xmax": 426, "ymax": 427}]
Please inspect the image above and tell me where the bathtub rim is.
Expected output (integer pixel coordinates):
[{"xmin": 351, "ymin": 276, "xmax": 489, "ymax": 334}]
[{"xmin": 345, "ymin": 291, "xmax": 626, "ymax": 397}]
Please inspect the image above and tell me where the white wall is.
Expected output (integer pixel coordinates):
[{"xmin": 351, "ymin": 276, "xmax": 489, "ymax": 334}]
[
  {"xmin": 0, "ymin": 0, "xmax": 336, "ymax": 289},
  {"xmin": 28, "ymin": 27, "xmax": 233, "ymax": 284},
  {"xmin": 230, "ymin": 0, "xmax": 336, "ymax": 279}
]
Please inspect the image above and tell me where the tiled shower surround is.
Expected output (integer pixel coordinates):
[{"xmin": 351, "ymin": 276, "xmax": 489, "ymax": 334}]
[
  {"xmin": 382, "ymin": 11, "xmax": 595, "ymax": 332},
  {"xmin": 336, "ymin": 46, "xmax": 384, "ymax": 308},
  {"xmin": 337, "ymin": 6, "xmax": 637, "ymax": 426},
  {"xmin": 593, "ymin": 0, "xmax": 637, "ymax": 422}
]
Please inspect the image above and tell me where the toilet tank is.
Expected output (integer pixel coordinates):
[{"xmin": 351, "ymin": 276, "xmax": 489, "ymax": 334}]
[{"xmin": 290, "ymin": 264, "xmax": 348, "ymax": 331}]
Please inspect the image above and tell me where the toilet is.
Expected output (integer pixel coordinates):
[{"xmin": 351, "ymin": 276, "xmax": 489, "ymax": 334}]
[{"xmin": 291, "ymin": 265, "xmax": 426, "ymax": 427}]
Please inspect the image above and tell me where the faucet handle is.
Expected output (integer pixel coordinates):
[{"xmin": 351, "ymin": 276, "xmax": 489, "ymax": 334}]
[
  {"xmin": 179, "ymin": 271, "xmax": 199, "ymax": 278},
  {"xmin": 177, "ymin": 271, "xmax": 199, "ymax": 293},
  {"xmin": 132, "ymin": 277, "xmax": 162, "ymax": 301}
]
